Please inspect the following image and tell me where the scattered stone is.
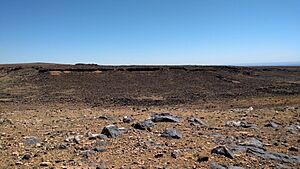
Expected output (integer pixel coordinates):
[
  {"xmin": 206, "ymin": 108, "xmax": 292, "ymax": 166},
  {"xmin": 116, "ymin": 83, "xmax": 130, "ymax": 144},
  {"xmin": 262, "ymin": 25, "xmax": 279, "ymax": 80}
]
[
  {"xmin": 15, "ymin": 161, "xmax": 23, "ymax": 165},
  {"xmin": 21, "ymin": 154, "xmax": 31, "ymax": 160},
  {"xmin": 225, "ymin": 121, "xmax": 241, "ymax": 127},
  {"xmin": 132, "ymin": 120, "xmax": 154, "ymax": 131},
  {"xmin": 229, "ymin": 145, "xmax": 248, "ymax": 154},
  {"xmin": 82, "ymin": 150, "xmax": 96, "ymax": 158},
  {"xmin": 58, "ymin": 143, "xmax": 68, "ymax": 149},
  {"xmin": 93, "ymin": 147, "xmax": 106, "ymax": 152},
  {"xmin": 287, "ymin": 124, "xmax": 300, "ymax": 134},
  {"xmin": 197, "ymin": 156, "xmax": 209, "ymax": 162},
  {"xmin": 118, "ymin": 127, "xmax": 128, "ymax": 134},
  {"xmin": 40, "ymin": 162, "xmax": 52, "ymax": 167},
  {"xmin": 211, "ymin": 146, "xmax": 234, "ymax": 159},
  {"xmin": 154, "ymin": 153, "xmax": 164, "ymax": 158},
  {"xmin": 0, "ymin": 118, "xmax": 13, "ymax": 125},
  {"xmin": 123, "ymin": 116, "xmax": 133, "ymax": 123},
  {"xmin": 97, "ymin": 134, "xmax": 108, "ymax": 139},
  {"xmin": 230, "ymin": 107, "xmax": 253, "ymax": 113},
  {"xmin": 239, "ymin": 137, "xmax": 264, "ymax": 148},
  {"xmin": 229, "ymin": 137, "xmax": 265, "ymax": 155},
  {"xmin": 275, "ymin": 164, "xmax": 293, "ymax": 169},
  {"xmin": 210, "ymin": 162, "xmax": 245, "ymax": 169},
  {"xmin": 247, "ymin": 147, "xmax": 300, "ymax": 164},
  {"xmin": 228, "ymin": 166, "xmax": 245, "ymax": 169},
  {"xmin": 101, "ymin": 125, "xmax": 120, "ymax": 138},
  {"xmin": 74, "ymin": 136, "xmax": 80, "ymax": 144},
  {"xmin": 161, "ymin": 128, "xmax": 182, "ymax": 139},
  {"xmin": 213, "ymin": 135, "xmax": 236, "ymax": 145},
  {"xmin": 248, "ymin": 106, "xmax": 254, "ymax": 111},
  {"xmin": 264, "ymin": 121, "xmax": 279, "ymax": 128},
  {"xmin": 151, "ymin": 113, "xmax": 181, "ymax": 123},
  {"xmin": 288, "ymin": 147, "xmax": 298, "ymax": 152},
  {"xmin": 81, "ymin": 148, "xmax": 107, "ymax": 158},
  {"xmin": 274, "ymin": 107, "xmax": 288, "ymax": 112},
  {"xmin": 98, "ymin": 115, "xmax": 113, "ymax": 120},
  {"xmin": 87, "ymin": 132, "xmax": 108, "ymax": 140},
  {"xmin": 23, "ymin": 136, "xmax": 40, "ymax": 146},
  {"xmin": 225, "ymin": 120, "xmax": 258, "ymax": 129},
  {"xmin": 188, "ymin": 117, "xmax": 207, "ymax": 127},
  {"xmin": 65, "ymin": 136, "xmax": 80, "ymax": 144},
  {"xmin": 210, "ymin": 162, "xmax": 227, "ymax": 169},
  {"xmin": 171, "ymin": 150, "xmax": 180, "ymax": 159},
  {"xmin": 95, "ymin": 141, "xmax": 110, "ymax": 146}
]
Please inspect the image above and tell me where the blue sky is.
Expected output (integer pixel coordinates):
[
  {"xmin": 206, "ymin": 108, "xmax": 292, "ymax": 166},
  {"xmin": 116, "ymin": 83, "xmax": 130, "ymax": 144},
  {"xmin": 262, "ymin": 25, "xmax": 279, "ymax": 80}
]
[{"xmin": 0, "ymin": 0, "xmax": 299, "ymax": 65}]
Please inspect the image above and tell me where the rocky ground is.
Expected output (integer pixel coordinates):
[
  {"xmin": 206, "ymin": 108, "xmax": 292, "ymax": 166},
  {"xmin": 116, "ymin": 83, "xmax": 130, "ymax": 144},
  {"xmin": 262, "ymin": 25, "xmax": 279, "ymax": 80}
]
[{"xmin": 0, "ymin": 64, "xmax": 300, "ymax": 168}]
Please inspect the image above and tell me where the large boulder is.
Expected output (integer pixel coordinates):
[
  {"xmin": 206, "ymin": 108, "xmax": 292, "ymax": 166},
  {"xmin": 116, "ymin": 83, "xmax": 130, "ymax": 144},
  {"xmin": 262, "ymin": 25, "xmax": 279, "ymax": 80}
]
[
  {"xmin": 132, "ymin": 120, "xmax": 154, "ymax": 131},
  {"xmin": 211, "ymin": 146, "xmax": 234, "ymax": 159},
  {"xmin": 101, "ymin": 125, "xmax": 121, "ymax": 138},
  {"xmin": 188, "ymin": 117, "xmax": 208, "ymax": 127},
  {"xmin": 161, "ymin": 128, "xmax": 182, "ymax": 139},
  {"xmin": 225, "ymin": 120, "xmax": 258, "ymax": 129},
  {"xmin": 151, "ymin": 113, "xmax": 181, "ymax": 123}
]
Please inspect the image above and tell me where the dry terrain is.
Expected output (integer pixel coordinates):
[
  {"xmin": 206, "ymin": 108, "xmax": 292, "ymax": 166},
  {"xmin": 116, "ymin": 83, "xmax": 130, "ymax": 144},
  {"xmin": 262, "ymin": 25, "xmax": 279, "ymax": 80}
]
[{"xmin": 0, "ymin": 63, "xmax": 300, "ymax": 169}]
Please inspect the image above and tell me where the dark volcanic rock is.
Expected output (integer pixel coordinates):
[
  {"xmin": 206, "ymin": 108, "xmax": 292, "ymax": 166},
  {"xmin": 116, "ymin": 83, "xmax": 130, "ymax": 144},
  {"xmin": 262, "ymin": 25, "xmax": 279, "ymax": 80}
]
[
  {"xmin": 239, "ymin": 137, "xmax": 263, "ymax": 148},
  {"xmin": 82, "ymin": 150, "xmax": 96, "ymax": 158},
  {"xmin": 211, "ymin": 146, "xmax": 234, "ymax": 159},
  {"xmin": 40, "ymin": 162, "xmax": 52, "ymax": 167},
  {"xmin": 21, "ymin": 154, "xmax": 31, "ymax": 160},
  {"xmin": 87, "ymin": 132, "xmax": 108, "ymax": 140},
  {"xmin": 23, "ymin": 136, "xmax": 40, "ymax": 146},
  {"xmin": 197, "ymin": 156, "xmax": 209, "ymax": 162},
  {"xmin": 82, "ymin": 148, "xmax": 106, "ymax": 158},
  {"xmin": 123, "ymin": 116, "xmax": 133, "ymax": 123},
  {"xmin": 65, "ymin": 136, "xmax": 80, "ymax": 144},
  {"xmin": 210, "ymin": 162, "xmax": 227, "ymax": 169},
  {"xmin": 151, "ymin": 113, "xmax": 181, "ymax": 123},
  {"xmin": 93, "ymin": 147, "xmax": 106, "ymax": 152},
  {"xmin": 264, "ymin": 121, "xmax": 279, "ymax": 128},
  {"xmin": 229, "ymin": 145, "xmax": 248, "ymax": 154},
  {"xmin": 210, "ymin": 162, "xmax": 245, "ymax": 169},
  {"xmin": 58, "ymin": 143, "xmax": 68, "ymax": 149},
  {"xmin": 98, "ymin": 115, "xmax": 114, "ymax": 120},
  {"xmin": 161, "ymin": 128, "xmax": 182, "ymax": 139},
  {"xmin": 0, "ymin": 118, "xmax": 13, "ymax": 125},
  {"xmin": 225, "ymin": 120, "xmax": 258, "ymax": 129},
  {"xmin": 213, "ymin": 135, "xmax": 236, "ymax": 145},
  {"xmin": 171, "ymin": 150, "xmax": 180, "ymax": 159},
  {"xmin": 286, "ymin": 124, "xmax": 300, "ymax": 134},
  {"xmin": 95, "ymin": 141, "xmax": 110, "ymax": 146},
  {"xmin": 74, "ymin": 136, "xmax": 80, "ymax": 144},
  {"xmin": 188, "ymin": 117, "xmax": 208, "ymax": 127},
  {"xmin": 97, "ymin": 134, "xmax": 108, "ymax": 139},
  {"xmin": 132, "ymin": 120, "xmax": 154, "ymax": 131},
  {"xmin": 275, "ymin": 164, "xmax": 293, "ymax": 169},
  {"xmin": 228, "ymin": 166, "xmax": 245, "ymax": 169},
  {"xmin": 288, "ymin": 146, "xmax": 298, "ymax": 152},
  {"xmin": 229, "ymin": 137, "xmax": 264, "ymax": 155},
  {"xmin": 247, "ymin": 147, "xmax": 300, "ymax": 164},
  {"xmin": 101, "ymin": 125, "xmax": 121, "ymax": 138},
  {"xmin": 154, "ymin": 153, "xmax": 164, "ymax": 158}
]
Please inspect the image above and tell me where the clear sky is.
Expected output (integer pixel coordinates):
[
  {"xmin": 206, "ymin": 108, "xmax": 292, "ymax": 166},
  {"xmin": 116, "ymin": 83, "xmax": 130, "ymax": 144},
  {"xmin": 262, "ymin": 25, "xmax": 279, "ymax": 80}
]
[{"xmin": 0, "ymin": 0, "xmax": 299, "ymax": 65}]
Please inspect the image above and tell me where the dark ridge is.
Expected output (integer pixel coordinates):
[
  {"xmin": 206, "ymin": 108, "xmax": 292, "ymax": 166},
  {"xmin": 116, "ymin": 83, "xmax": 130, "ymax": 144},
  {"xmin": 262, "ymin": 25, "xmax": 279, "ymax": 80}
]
[
  {"xmin": 35, "ymin": 65, "xmax": 253, "ymax": 73},
  {"xmin": 38, "ymin": 68, "xmax": 114, "ymax": 73},
  {"xmin": 125, "ymin": 67, "xmax": 162, "ymax": 72},
  {"xmin": 168, "ymin": 66, "xmax": 188, "ymax": 71},
  {"xmin": 88, "ymin": 97, "xmax": 185, "ymax": 107}
]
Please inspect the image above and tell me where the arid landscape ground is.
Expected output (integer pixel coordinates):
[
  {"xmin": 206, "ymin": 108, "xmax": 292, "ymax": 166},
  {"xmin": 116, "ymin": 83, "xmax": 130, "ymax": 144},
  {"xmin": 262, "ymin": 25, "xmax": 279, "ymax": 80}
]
[{"xmin": 0, "ymin": 63, "xmax": 299, "ymax": 169}]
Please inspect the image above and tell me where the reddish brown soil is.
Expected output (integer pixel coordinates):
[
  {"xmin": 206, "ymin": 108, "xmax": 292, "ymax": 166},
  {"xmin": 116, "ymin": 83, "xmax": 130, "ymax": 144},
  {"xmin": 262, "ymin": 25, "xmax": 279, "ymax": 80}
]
[{"xmin": 0, "ymin": 64, "xmax": 299, "ymax": 168}]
